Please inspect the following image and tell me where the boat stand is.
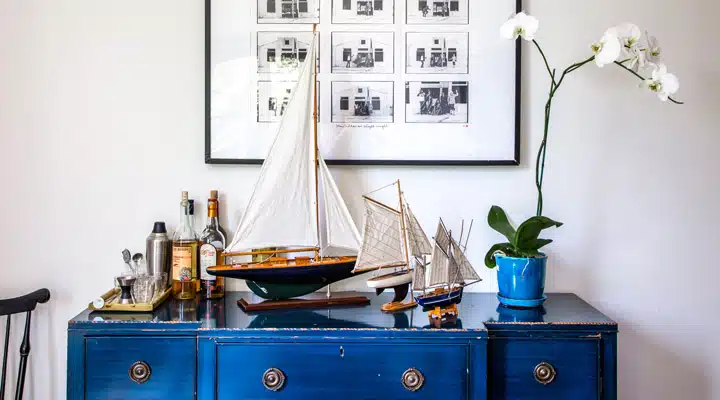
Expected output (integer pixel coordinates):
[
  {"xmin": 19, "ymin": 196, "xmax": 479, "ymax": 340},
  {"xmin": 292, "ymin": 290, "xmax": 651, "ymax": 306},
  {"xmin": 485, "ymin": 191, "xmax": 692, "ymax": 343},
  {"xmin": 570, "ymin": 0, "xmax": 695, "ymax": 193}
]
[
  {"xmin": 428, "ymin": 304, "xmax": 459, "ymax": 328},
  {"xmin": 378, "ymin": 282, "xmax": 418, "ymax": 313},
  {"xmin": 238, "ymin": 292, "xmax": 370, "ymax": 312}
]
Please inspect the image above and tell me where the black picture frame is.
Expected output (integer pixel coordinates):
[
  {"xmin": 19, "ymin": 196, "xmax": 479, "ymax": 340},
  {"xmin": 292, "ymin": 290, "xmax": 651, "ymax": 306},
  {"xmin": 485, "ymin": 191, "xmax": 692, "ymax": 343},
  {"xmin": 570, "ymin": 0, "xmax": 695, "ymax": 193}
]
[{"xmin": 205, "ymin": 0, "xmax": 522, "ymax": 166}]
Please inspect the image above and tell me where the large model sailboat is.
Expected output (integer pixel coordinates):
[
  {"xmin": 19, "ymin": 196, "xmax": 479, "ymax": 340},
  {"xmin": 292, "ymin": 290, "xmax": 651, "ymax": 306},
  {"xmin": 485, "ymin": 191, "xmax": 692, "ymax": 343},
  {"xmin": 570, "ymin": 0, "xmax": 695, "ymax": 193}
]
[
  {"xmin": 207, "ymin": 30, "xmax": 367, "ymax": 301},
  {"xmin": 413, "ymin": 219, "xmax": 481, "ymax": 310},
  {"xmin": 352, "ymin": 181, "xmax": 433, "ymax": 312}
]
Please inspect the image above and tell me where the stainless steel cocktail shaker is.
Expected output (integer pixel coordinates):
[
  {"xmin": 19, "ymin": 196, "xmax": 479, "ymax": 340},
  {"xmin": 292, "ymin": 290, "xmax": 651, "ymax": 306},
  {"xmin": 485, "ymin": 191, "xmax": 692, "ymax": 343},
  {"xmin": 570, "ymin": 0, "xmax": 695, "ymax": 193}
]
[{"xmin": 146, "ymin": 222, "xmax": 171, "ymax": 282}]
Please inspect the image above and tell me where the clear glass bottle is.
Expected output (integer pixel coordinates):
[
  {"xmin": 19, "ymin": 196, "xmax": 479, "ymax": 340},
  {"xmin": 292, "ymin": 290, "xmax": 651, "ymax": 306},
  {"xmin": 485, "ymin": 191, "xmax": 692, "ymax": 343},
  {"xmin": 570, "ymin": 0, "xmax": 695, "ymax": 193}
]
[
  {"xmin": 199, "ymin": 190, "xmax": 226, "ymax": 299},
  {"xmin": 172, "ymin": 191, "xmax": 199, "ymax": 300}
]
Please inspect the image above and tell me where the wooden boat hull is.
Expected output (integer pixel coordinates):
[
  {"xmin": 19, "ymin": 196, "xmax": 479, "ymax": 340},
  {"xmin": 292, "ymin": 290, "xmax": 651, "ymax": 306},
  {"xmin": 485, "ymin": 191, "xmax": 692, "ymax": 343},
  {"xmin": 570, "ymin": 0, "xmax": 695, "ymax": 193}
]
[
  {"xmin": 207, "ymin": 257, "xmax": 365, "ymax": 300},
  {"xmin": 415, "ymin": 286, "xmax": 464, "ymax": 310}
]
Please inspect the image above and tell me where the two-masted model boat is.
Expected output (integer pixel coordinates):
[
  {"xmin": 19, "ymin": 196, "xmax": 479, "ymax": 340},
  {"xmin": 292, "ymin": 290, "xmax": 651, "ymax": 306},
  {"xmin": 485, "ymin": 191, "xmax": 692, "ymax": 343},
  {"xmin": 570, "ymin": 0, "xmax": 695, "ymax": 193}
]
[
  {"xmin": 207, "ymin": 30, "xmax": 370, "ymax": 302},
  {"xmin": 352, "ymin": 181, "xmax": 433, "ymax": 312},
  {"xmin": 413, "ymin": 219, "xmax": 481, "ymax": 325}
]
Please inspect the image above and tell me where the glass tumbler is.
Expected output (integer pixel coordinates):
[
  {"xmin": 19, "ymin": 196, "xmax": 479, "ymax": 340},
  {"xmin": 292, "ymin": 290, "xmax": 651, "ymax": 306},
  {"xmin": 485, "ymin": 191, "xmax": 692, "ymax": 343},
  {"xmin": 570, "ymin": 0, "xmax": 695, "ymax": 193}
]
[
  {"xmin": 132, "ymin": 276, "xmax": 156, "ymax": 304},
  {"xmin": 152, "ymin": 273, "xmax": 168, "ymax": 300}
]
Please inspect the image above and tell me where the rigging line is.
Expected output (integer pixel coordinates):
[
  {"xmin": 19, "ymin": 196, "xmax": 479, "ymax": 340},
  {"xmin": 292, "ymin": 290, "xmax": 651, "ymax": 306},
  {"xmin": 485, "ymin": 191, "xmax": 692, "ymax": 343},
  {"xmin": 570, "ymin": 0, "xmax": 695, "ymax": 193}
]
[
  {"xmin": 363, "ymin": 181, "xmax": 398, "ymax": 197},
  {"xmin": 463, "ymin": 219, "xmax": 474, "ymax": 251}
]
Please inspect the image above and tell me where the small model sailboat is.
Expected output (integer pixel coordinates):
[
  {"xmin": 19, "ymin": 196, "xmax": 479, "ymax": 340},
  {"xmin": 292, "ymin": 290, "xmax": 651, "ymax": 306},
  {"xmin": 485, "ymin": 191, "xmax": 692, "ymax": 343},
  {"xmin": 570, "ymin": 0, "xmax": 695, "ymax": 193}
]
[
  {"xmin": 413, "ymin": 219, "xmax": 481, "ymax": 314},
  {"xmin": 352, "ymin": 181, "xmax": 433, "ymax": 312},
  {"xmin": 207, "ymin": 29, "xmax": 368, "ymax": 301}
]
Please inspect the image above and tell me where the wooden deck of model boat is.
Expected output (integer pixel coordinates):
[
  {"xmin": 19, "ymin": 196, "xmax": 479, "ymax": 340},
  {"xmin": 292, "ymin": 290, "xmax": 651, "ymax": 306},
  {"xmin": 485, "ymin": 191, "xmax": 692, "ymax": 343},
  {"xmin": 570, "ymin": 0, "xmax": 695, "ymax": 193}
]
[{"xmin": 210, "ymin": 256, "xmax": 357, "ymax": 271}]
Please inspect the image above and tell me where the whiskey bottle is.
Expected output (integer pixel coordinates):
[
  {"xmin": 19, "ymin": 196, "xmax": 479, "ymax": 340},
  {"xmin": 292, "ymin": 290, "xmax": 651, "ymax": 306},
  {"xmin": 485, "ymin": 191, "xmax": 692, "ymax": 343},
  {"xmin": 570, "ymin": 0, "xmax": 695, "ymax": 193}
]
[
  {"xmin": 199, "ymin": 190, "xmax": 226, "ymax": 299},
  {"xmin": 172, "ymin": 191, "xmax": 199, "ymax": 300}
]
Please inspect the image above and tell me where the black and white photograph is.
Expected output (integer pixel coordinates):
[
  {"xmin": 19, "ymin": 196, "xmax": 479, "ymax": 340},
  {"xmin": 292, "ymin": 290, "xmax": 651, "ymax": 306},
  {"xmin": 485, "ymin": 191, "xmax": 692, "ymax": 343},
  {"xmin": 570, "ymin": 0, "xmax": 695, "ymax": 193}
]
[
  {"xmin": 257, "ymin": 32, "xmax": 318, "ymax": 74},
  {"xmin": 405, "ymin": 81, "xmax": 468, "ymax": 123},
  {"xmin": 332, "ymin": 0, "xmax": 394, "ymax": 24},
  {"xmin": 406, "ymin": 32, "xmax": 468, "ymax": 74},
  {"xmin": 406, "ymin": 0, "xmax": 468, "ymax": 24},
  {"xmin": 258, "ymin": 81, "xmax": 320, "ymax": 123},
  {"xmin": 332, "ymin": 81, "xmax": 394, "ymax": 123},
  {"xmin": 331, "ymin": 32, "xmax": 394, "ymax": 74},
  {"xmin": 258, "ymin": 0, "xmax": 320, "ymax": 24}
]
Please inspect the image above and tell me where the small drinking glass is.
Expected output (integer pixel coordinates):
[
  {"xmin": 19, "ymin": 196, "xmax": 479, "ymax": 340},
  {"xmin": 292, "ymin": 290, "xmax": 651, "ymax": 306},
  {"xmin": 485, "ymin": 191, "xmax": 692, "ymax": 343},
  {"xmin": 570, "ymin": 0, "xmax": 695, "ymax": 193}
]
[
  {"xmin": 132, "ymin": 276, "xmax": 156, "ymax": 304},
  {"xmin": 152, "ymin": 273, "xmax": 168, "ymax": 300}
]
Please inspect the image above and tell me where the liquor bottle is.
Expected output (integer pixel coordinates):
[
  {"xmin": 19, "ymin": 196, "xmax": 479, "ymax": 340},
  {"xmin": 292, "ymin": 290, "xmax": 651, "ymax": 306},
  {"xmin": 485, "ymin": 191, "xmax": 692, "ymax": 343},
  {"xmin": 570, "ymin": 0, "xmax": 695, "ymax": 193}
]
[
  {"xmin": 199, "ymin": 190, "xmax": 226, "ymax": 299},
  {"xmin": 172, "ymin": 191, "xmax": 199, "ymax": 300}
]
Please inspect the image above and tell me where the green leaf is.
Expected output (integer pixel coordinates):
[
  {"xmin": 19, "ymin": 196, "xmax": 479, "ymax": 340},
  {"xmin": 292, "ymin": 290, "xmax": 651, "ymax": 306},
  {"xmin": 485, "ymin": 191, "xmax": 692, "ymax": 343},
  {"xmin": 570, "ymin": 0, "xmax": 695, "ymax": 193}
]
[
  {"xmin": 513, "ymin": 217, "xmax": 563, "ymax": 250},
  {"xmin": 519, "ymin": 238, "xmax": 553, "ymax": 252},
  {"xmin": 487, "ymin": 206, "xmax": 516, "ymax": 244},
  {"xmin": 484, "ymin": 242, "xmax": 515, "ymax": 269}
]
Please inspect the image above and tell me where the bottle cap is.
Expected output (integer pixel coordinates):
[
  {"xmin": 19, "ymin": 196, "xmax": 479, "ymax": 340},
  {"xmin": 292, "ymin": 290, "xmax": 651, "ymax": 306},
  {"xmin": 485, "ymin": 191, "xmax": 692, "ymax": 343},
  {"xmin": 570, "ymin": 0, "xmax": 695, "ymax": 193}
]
[
  {"xmin": 210, "ymin": 190, "xmax": 218, "ymax": 199},
  {"xmin": 152, "ymin": 222, "xmax": 167, "ymax": 234}
]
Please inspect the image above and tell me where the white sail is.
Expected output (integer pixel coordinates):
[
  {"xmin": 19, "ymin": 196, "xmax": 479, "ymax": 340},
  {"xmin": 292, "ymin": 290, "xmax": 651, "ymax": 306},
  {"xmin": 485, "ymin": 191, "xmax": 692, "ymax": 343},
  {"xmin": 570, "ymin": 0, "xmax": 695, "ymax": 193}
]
[
  {"xmin": 318, "ymin": 155, "xmax": 361, "ymax": 255},
  {"xmin": 427, "ymin": 242, "xmax": 450, "ymax": 287},
  {"xmin": 451, "ymin": 237, "xmax": 481, "ymax": 282},
  {"xmin": 353, "ymin": 199, "xmax": 406, "ymax": 272},
  {"xmin": 226, "ymin": 36, "xmax": 319, "ymax": 252},
  {"xmin": 404, "ymin": 203, "xmax": 432, "ymax": 257},
  {"xmin": 412, "ymin": 259, "xmax": 426, "ymax": 291}
]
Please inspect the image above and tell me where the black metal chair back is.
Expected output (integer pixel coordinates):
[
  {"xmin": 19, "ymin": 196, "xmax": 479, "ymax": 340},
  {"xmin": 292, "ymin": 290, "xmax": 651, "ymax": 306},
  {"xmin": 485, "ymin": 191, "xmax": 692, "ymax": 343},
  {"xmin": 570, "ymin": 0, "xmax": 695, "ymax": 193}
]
[{"xmin": 0, "ymin": 289, "xmax": 50, "ymax": 400}]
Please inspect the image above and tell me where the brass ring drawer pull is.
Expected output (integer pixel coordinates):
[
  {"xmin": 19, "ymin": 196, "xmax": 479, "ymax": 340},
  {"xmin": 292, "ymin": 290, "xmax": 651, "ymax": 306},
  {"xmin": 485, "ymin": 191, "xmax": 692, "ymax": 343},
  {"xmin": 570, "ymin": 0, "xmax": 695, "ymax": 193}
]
[
  {"xmin": 262, "ymin": 367, "xmax": 286, "ymax": 391},
  {"xmin": 534, "ymin": 362, "xmax": 556, "ymax": 385},
  {"xmin": 129, "ymin": 361, "xmax": 151, "ymax": 384},
  {"xmin": 402, "ymin": 368, "xmax": 425, "ymax": 392}
]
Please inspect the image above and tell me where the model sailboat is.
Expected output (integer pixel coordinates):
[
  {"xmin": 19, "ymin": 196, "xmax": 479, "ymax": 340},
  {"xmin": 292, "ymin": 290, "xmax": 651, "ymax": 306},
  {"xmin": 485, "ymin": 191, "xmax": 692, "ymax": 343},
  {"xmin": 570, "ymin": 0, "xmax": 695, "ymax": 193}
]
[
  {"xmin": 352, "ymin": 181, "xmax": 433, "ymax": 312},
  {"xmin": 413, "ymin": 219, "xmax": 481, "ymax": 313},
  {"xmin": 207, "ymin": 30, "xmax": 368, "ymax": 301}
]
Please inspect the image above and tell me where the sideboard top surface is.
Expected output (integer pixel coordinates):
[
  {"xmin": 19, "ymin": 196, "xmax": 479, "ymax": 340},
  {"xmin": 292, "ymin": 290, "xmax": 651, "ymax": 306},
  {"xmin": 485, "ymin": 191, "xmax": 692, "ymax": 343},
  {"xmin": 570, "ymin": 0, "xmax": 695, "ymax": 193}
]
[{"xmin": 68, "ymin": 292, "xmax": 617, "ymax": 334}]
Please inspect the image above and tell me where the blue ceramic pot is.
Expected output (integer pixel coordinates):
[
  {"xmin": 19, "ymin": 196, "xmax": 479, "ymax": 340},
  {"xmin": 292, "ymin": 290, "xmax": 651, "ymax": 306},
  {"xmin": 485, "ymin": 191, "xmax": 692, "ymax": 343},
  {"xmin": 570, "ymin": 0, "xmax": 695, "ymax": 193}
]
[{"xmin": 496, "ymin": 254, "xmax": 547, "ymax": 301}]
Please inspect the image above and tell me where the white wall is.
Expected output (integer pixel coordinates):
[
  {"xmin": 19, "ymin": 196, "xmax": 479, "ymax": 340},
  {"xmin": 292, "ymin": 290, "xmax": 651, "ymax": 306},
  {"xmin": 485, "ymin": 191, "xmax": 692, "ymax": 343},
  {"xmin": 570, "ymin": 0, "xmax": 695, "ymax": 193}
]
[{"xmin": 0, "ymin": 0, "xmax": 718, "ymax": 399}]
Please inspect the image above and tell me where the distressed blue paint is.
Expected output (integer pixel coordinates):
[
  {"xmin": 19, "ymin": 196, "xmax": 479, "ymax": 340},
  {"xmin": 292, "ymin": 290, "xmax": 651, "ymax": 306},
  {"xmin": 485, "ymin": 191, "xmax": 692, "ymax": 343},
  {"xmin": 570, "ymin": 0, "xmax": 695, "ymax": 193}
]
[
  {"xmin": 496, "ymin": 255, "xmax": 547, "ymax": 302},
  {"xmin": 66, "ymin": 330, "xmax": 85, "ymax": 400},
  {"xmin": 602, "ymin": 332, "xmax": 618, "ymax": 400},
  {"xmin": 217, "ymin": 343, "xmax": 467, "ymax": 399},
  {"xmin": 197, "ymin": 337, "xmax": 217, "ymax": 400},
  {"xmin": 489, "ymin": 338, "xmax": 600, "ymax": 400},
  {"xmin": 84, "ymin": 337, "xmax": 196, "ymax": 400},
  {"xmin": 67, "ymin": 293, "xmax": 617, "ymax": 400}
]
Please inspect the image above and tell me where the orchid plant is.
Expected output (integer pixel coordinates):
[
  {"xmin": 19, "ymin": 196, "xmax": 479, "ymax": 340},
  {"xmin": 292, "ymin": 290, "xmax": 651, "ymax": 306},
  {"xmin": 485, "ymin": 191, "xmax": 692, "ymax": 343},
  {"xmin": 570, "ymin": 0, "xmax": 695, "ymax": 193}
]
[{"xmin": 485, "ymin": 12, "xmax": 683, "ymax": 268}]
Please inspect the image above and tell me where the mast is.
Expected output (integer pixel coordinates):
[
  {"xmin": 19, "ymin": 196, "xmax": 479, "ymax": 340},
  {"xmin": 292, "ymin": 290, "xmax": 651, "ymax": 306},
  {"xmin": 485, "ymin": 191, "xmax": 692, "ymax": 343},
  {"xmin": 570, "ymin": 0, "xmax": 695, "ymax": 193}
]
[
  {"xmin": 397, "ymin": 181, "xmax": 411, "ymax": 272},
  {"xmin": 313, "ymin": 24, "xmax": 320, "ymax": 261}
]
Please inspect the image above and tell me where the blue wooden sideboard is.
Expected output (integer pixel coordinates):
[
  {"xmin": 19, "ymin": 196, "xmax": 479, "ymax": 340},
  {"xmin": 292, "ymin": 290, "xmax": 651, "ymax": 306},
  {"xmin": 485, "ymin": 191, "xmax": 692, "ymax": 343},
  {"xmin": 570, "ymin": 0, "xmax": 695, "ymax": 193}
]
[{"xmin": 67, "ymin": 292, "xmax": 617, "ymax": 399}]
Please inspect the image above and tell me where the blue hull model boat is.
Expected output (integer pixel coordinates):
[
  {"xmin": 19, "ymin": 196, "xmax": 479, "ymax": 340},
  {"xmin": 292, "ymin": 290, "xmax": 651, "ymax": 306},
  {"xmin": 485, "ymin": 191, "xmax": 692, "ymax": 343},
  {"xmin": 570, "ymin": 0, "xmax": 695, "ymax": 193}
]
[
  {"xmin": 416, "ymin": 286, "xmax": 464, "ymax": 310},
  {"xmin": 413, "ymin": 219, "xmax": 481, "ymax": 313}
]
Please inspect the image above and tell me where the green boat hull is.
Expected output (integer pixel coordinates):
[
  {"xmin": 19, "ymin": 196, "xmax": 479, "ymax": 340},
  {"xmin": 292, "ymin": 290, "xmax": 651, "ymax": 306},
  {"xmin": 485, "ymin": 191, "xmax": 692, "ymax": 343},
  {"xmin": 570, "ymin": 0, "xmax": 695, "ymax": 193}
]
[{"xmin": 247, "ymin": 281, "xmax": 329, "ymax": 300}]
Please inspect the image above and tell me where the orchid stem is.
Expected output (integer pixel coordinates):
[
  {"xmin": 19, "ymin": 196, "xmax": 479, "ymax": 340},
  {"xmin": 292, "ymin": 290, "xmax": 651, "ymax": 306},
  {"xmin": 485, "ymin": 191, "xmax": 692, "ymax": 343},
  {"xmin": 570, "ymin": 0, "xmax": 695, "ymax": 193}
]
[{"xmin": 532, "ymin": 43, "xmax": 596, "ymax": 216}]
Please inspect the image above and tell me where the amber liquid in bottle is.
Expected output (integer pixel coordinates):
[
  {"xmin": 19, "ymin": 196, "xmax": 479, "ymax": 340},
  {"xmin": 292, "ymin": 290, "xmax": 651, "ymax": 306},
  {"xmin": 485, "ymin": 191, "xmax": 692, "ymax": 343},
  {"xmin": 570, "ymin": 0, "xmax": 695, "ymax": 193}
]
[
  {"xmin": 200, "ymin": 190, "xmax": 226, "ymax": 299},
  {"xmin": 172, "ymin": 192, "xmax": 200, "ymax": 300}
]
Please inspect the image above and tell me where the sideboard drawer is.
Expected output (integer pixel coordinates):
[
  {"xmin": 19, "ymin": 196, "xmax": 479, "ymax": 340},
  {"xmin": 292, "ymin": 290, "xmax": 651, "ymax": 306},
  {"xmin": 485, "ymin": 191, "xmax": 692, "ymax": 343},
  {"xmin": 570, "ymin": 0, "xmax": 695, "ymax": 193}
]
[
  {"xmin": 85, "ymin": 336, "xmax": 195, "ymax": 400},
  {"xmin": 217, "ymin": 342, "xmax": 468, "ymax": 399},
  {"xmin": 489, "ymin": 338, "xmax": 600, "ymax": 400}
]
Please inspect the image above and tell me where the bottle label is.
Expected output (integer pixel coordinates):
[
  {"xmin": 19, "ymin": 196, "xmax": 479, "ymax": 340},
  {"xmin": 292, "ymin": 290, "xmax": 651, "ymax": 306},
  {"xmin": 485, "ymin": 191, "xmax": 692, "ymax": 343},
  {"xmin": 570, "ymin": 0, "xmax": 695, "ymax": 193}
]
[
  {"xmin": 172, "ymin": 246, "xmax": 194, "ymax": 281},
  {"xmin": 200, "ymin": 244, "xmax": 217, "ymax": 281}
]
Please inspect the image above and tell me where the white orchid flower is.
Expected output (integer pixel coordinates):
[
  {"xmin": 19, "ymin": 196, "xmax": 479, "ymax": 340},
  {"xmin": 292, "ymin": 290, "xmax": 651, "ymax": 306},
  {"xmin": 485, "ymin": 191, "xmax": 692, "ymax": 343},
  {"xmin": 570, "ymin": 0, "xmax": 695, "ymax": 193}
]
[
  {"xmin": 626, "ymin": 45, "xmax": 647, "ymax": 71},
  {"xmin": 616, "ymin": 23, "xmax": 642, "ymax": 48},
  {"xmin": 645, "ymin": 33, "xmax": 662, "ymax": 65},
  {"xmin": 614, "ymin": 23, "xmax": 644, "ymax": 70},
  {"xmin": 591, "ymin": 28, "xmax": 622, "ymax": 68},
  {"xmin": 644, "ymin": 64, "xmax": 679, "ymax": 101},
  {"xmin": 501, "ymin": 11, "xmax": 539, "ymax": 41}
]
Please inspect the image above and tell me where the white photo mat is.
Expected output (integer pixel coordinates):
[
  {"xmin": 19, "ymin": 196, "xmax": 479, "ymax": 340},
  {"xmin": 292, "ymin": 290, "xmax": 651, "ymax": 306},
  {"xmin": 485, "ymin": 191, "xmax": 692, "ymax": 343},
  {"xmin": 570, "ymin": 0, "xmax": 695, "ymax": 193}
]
[{"xmin": 207, "ymin": 0, "xmax": 521, "ymax": 165}]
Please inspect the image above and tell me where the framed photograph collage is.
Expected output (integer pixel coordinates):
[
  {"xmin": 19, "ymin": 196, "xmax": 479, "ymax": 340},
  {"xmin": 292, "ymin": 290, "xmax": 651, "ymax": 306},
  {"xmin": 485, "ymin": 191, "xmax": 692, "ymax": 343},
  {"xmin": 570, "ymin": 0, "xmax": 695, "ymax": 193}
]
[{"xmin": 206, "ymin": 0, "xmax": 521, "ymax": 165}]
